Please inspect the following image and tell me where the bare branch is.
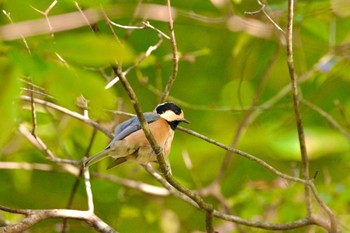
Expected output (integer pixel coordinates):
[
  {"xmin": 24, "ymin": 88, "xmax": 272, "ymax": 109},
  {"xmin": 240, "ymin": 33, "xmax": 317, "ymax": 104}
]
[
  {"xmin": 21, "ymin": 95, "xmax": 305, "ymax": 185},
  {"xmin": 308, "ymin": 182, "xmax": 338, "ymax": 232},
  {"xmin": 0, "ymin": 4, "xmax": 273, "ymax": 40},
  {"xmin": 18, "ymin": 124, "xmax": 80, "ymax": 165},
  {"xmin": 122, "ymin": 33, "xmax": 164, "ymax": 76},
  {"xmin": 2, "ymin": 10, "xmax": 31, "ymax": 54},
  {"xmin": 286, "ymin": 0, "xmax": 312, "ymax": 217},
  {"xmin": 0, "ymin": 162, "xmax": 170, "ymax": 196},
  {"xmin": 31, "ymin": 0, "xmax": 58, "ymax": 38},
  {"xmin": 84, "ymin": 168, "xmax": 94, "ymax": 213},
  {"xmin": 113, "ymin": 65, "xmax": 215, "ymax": 232},
  {"xmin": 144, "ymin": 166, "xmax": 315, "ymax": 231},
  {"xmin": 245, "ymin": 0, "xmax": 285, "ymax": 37},
  {"xmin": 302, "ymin": 99, "xmax": 350, "ymax": 141},
  {"xmin": 214, "ymin": 46, "xmax": 280, "ymax": 184},
  {"xmin": 75, "ymin": 1, "xmax": 94, "ymax": 31},
  {"xmin": 29, "ymin": 84, "xmax": 37, "ymax": 135},
  {"xmin": 0, "ymin": 207, "xmax": 116, "ymax": 233},
  {"xmin": 286, "ymin": 1, "xmax": 338, "ymax": 232},
  {"xmin": 178, "ymin": 126, "xmax": 306, "ymax": 185},
  {"xmin": 213, "ymin": 214, "xmax": 311, "ymax": 230},
  {"xmin": 20, "ymin": 95, "xmax": 113, "ymax": 138},
  {"xmin": 160, "ymin": 0, "xmax": 179, "ymax": 103}
]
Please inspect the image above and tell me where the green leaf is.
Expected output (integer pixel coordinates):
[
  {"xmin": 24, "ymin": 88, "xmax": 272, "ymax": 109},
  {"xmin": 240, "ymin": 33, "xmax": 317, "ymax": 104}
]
[
  {"xmin": 51, "ymin": 33, "xmax": 135, "ymax": 66},
  {"xmin": 0, "ymin": 45, "xmax": 20, "ymax": 147},
  {"xmin": 332, "ymin": 0, "xmax": 350, "ymax": 17},
  {"xmin": 8, "ymin": 49, "xmax": 116, "ymax": 119}
]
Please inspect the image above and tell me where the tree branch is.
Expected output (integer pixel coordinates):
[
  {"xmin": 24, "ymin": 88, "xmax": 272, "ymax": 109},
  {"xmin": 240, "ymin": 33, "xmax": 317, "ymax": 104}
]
[
  {"xmin": 302, "ymin": 99, "xmax": 350, "ymax": 141},
  {"xmin": 0, "ymin": 207, "xmax": 116, "ymax": 233},
  {"xmin": 286, "ymin": 0, "xmax": 312, "ymax": 216},
  {"xmin": 114, "ymin": 65, "xmax": 215, "ymax": 233},
  {"xmin": 20, "ymin": 95, "xmax": 113, "ymax": 138},
  {"xmin": 178, "ymin": 126, "xmax": 306, "ymax": 185},
  {"xmin": 160, "ymin": 0, "xmax": 179, "ymax": 102},
  {"xmin": 214, "ymin": 46, "xmax": 280, "ymax": 184},
  {"xmin": 18, "ymin": 124, "xmax": 80, "ymax": 165},
  {"xmin": 286, "ymin": 1, "xmax": 338, "ymax": 232},
  {"xmin": 0, "ymin": 161, "xmax": 170, "ymax": 196}
]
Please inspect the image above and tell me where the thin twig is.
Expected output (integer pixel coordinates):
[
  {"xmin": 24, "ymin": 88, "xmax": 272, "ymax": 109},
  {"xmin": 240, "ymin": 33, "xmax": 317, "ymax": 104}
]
[
  {"xmin": 308, "ymin": 182, "xmax": 338, "ymax": 232},
  {"xmin": 302, "ymin": 99, "xmax": 350, "ymax": 141},
  {"xmin": 60, "ymin": 126, "xmax": 97, "ymax": 233},
  {"xmin": 102, "ymin": 18, "xmax": 168, "ymax": 89},
  {"xmin": 144, "ymin": 166, "xmax": 314, "ymax": 231},
  {"xmin": 178, "ymin": 126, "xmax": 306, "ymax": 184},
  {"xmin": 31, "ymin": 0, "xmax": 58, "ymax": 38},
  {"xmin": 61, "ymin": 169, "xmax": 83, "ymax": 233},
  {"xmin": 286, "ymin": 0, "xmax": 312, "ymax": 217},
  {"xmin": 20, "ymin": 95, "xmax": 113, "ymax": 138},
  {"xmin": 2, "ymin": 10, "xmax": 31, "ymax": 54},
  {"xmin": 114, "ymin": 65, "xmax": 215, "ymax": 232},
  {"xmin": 21, "ymin": 95, "xmax": 305, "ymax": 185},
  {"xmin": 160, "ymin": 0, "xmax": 179, "ymax": 103},
  {"xmin": 75, "ymin": 1, "xmax": 94, "ymax": 31},
  {"xmin": 0, "ymin": 161, "xmax": 170, "ymax": 196},
  {"xmin": 214, "ymin": 46, "xmax": 280, "ymax": 184},
  {"xmin": 334, "ymin": 100, "xmax": 350, "ymax": 130},
  {"xmin": 84, "ymin": 167, "xmax": 94, "ymax": 213},
  {"xmin": 0, "ymin": 207, "xmax": 117, "ymax": 233},
  {"xmin": 29, "ymin": 83, "xmax": 37, "ymax": 135},
  {"xmin": 245, "ymin": 0, "xmax": 285, "ymax": 37},
  {"xmin": 18, "ymin": 124, "xmax": 80, "ymax": 165},
  {"xmin": 122, "ymin": 34, "xmax": 164, "ymax": 76},
  {"xmin": 285, "ymin": 1, "xmax": 338, "ymax": 231}
]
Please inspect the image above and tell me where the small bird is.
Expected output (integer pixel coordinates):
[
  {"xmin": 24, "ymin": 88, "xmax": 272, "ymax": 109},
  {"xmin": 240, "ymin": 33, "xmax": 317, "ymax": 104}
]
[{"xmin": 84, "ymin": 102, "xmax": 189, "ymax": 169}]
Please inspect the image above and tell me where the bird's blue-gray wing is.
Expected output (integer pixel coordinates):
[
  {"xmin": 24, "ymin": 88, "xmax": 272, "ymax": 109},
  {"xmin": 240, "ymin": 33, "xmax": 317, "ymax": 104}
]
[
  {"xmin": 84, "ymin": 112, "xmax": 159, "ymax": 167},
  {"xmin": 107, "ymin": 112, "xmax": 160, "ymax": 148}
]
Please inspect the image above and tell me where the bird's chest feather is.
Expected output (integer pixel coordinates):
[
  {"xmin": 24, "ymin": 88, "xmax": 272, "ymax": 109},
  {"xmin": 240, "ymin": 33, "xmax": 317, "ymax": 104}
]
[{"xmin": 112, "ymin": 119, "xmax": 175, "ymax": 164}]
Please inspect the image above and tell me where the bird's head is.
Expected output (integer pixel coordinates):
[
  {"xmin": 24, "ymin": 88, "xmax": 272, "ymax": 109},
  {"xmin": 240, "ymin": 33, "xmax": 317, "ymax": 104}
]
[{"xmin": 155, "ymin": 102, "xmax": 190, "ymax": 125}]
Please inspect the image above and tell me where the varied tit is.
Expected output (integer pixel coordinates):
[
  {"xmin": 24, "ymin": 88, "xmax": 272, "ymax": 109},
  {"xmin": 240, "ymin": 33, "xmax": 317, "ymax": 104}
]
[{"xmin": 84, "ymin": 102, "xmax": 189, "ymax": 169}]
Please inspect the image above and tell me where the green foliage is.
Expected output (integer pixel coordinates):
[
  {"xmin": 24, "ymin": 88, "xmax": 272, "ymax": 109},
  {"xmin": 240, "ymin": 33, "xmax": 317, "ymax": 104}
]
[{"xmin": 1, "ymin": 0, "xmax": 350, "ymax": 232}]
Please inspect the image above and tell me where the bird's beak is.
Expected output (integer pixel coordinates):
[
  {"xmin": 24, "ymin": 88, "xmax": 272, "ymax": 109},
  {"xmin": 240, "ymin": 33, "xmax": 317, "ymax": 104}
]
[{"xmin": 181, "ymin": 118, "xmax": 190, "ymax": 124}]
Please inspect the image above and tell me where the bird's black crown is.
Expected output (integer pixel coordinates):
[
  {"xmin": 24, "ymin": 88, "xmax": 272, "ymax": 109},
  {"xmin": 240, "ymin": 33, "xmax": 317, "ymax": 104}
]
[{"xmin": 156, "ymin": 102, "xmax": 182, "ymax": 115}]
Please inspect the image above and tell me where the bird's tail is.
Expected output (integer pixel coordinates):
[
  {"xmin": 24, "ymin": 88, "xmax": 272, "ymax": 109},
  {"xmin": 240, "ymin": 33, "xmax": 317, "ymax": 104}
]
[{"xmin": 84, "ymin": 147, "xmax": 113, "ymax": 167}]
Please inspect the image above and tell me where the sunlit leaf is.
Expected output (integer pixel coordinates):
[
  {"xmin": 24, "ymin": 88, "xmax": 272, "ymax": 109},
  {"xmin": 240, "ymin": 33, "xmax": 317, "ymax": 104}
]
[
  {"xmin": 0, "ymin": 45, "xmax": 20, "ymax": 147},
  {"xmin": 52, "ymin": 33, "xmax": 135, "ymax": 66},
  {"xmin": 332, "ymin": 0, "xmax": 350, "ymax": 17}
]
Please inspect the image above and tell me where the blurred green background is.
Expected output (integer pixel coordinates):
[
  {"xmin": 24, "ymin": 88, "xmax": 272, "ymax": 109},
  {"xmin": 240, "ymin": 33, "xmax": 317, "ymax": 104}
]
[{"xmin": 0, "ymin": 0, "xmax": 350, "ymax": 232}]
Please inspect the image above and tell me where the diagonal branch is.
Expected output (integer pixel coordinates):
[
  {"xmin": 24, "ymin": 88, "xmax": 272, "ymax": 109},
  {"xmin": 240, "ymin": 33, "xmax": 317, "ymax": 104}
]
[
  {"xmin": 113, "ymin": 65, "xmax": 215, "ymax": 233},
  {"xmin": 302, "ymin": 99, "xmax": 350, "ymax": 141},
  {"xmin": 0, "ymin": 207, "xmax": 116, "ymax": 233},
  {"xmin": 214, "ymin": 46, "xmax": 280, "ymax": 184},
  {"xmin": 285, "ymin": 1, "xmax": 315, "ymax": 224},
  {"xmin": 20, "ymin": 95, "xmax": 306, "ymax": 185},
  {"xmin": 178, "ymin": 126, "xmax": 306, "ymax": 184},
  {"xmin": 20, "ymin": 95, "xmax": 113, "ymax": 138},
  {"xmin": 160, "ymin": 0, "xmax": 179, "ymax": 102},
  {"xmin": 286, "ymin": 1, "xmax": 337, "ymax": 232}
]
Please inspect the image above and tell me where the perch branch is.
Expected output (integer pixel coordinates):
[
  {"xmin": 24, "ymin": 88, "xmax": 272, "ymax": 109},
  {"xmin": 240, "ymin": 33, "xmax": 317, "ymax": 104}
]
[
  {"xmin": 20, "ymin": 95, "xmax": 306, "ymax": 184},
  {"xmin": 114, "ymin": 65, "xmax": 215, "ymax": 233},
  {"xmin": 0, "ymin": 206, "xmax": 116, "ymax": 233}
]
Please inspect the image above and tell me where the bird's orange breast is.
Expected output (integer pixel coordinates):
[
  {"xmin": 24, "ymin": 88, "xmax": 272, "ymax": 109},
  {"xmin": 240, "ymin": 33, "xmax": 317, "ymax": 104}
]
[{"xmin": 111, "ymin": 118, "xmax": 174, "ymax": 163}]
